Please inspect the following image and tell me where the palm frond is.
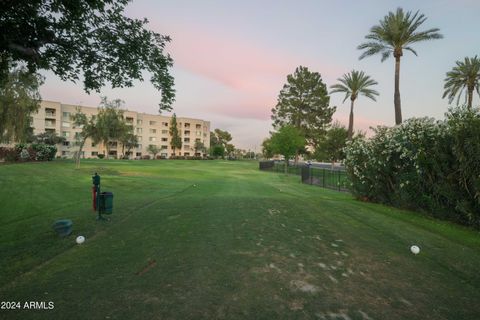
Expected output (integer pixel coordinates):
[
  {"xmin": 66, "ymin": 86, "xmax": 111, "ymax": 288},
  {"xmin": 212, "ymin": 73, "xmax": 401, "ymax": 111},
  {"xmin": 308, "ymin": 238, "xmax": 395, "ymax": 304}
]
[
  {"xmin": 358, "ymin": 7, "xmax": 442, "ymax": 61},
  {"xmin": 443, "ymin": 55, "xmax": 480, "ymax": 106}
]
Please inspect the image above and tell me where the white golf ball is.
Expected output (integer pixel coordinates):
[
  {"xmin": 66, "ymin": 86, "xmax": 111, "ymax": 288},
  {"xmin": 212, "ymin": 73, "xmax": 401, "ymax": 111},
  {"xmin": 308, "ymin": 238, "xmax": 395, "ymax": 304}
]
[
  {"xmin": 410, "ymin": 245, "xmax": 420, "ymax": 255},
  {"xmin": 76, "ymin": 236, "xmax": 85, "ymax": 244}
]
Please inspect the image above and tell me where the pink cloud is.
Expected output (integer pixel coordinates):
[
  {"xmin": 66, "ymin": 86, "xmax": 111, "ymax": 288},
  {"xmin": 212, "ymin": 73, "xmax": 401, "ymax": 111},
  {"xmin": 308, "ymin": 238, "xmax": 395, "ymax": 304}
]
[
  {"xmin": 146, "ymin": 21, "xmax": 345, "ymax": 121},
  {"xmin": 333, "ymin": 114, "xmax": 386, "ymax": 136}
]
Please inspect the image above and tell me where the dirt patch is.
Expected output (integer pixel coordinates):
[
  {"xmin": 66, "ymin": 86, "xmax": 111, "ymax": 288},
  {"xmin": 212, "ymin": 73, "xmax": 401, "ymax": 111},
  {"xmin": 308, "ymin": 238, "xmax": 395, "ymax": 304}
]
[
  {"xmin": 288, "ymin": 299, "xmax": 305, "ymax": 310},
  {"xmin": 318, "ymin": 262, "xmax": 328, "ymax": 270},
  {"xmin": 290, "ymin": 280, "xmax": 319, "ymax": 293},
  {"xmin": 135, "ymin": 259, "xmax": 157, "ymax": 276}
]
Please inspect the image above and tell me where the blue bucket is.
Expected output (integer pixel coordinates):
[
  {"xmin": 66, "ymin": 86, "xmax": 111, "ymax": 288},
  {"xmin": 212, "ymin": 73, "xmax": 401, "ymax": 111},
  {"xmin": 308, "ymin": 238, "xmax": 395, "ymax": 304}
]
[{"xmin": 52, "ymin": 219, "xmax": 73, "ymax": 237}]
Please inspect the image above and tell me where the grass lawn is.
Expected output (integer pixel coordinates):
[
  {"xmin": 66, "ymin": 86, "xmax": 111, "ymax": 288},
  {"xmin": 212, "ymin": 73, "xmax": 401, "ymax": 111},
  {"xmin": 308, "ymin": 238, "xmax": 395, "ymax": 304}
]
[{"xmin": 1, "ymin": 160, "xmax": 479, "ymax": 319}]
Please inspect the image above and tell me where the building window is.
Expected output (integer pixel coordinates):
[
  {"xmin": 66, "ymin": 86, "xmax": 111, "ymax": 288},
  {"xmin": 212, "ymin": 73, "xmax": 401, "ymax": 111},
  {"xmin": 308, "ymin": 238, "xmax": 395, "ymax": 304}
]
[
  {"xmin": 149, "ymin": 128, "xmax": 156, "ymax": 134},
  {"xmin": 137, "ymin": 119, "xmax": 142, "ymax": 125},
  {"xmin": 184, "ymin": 145, "xmax": 190, "ymax": 150},
  {"xmin": 184, "ymin": 152, "xmax": 190, "ymax": 156},
  {"xmin": 149, "ymin": 121, "xmax": 157, "ymax": 126},
  {"xmin": 136, "ymin": 152, "xmax": 142, "ymax": 157},
  {"xmin": 91, "ymin": 142, "xmax": 96, "ymax": 147},
  {"xmin": 62, "ymin": 121, "xmax": 70, "ymax": 128},
  {"xmin": 61, "ymin": 151, "xmax": 69, "ymax": 156},
  {"xmin": 91, "ymin": 151, "xmax": 98, "ymax": 156},
  {"xmin": 161, "ymin": 137, "xmax": 168, "ymax": 142},
  {"xmin": 137, "ymin": 136, "xmax": 142, "ymax": 141},
  {"xmin": 161, "ymin": 130, "xmax": 168, "ymax": 134},
  {"xmin": 63, "ymin": 112, "xmax": 71, "ymax": 119},
  {"xmin": 63, "ymin": 141, "xmax": 70, "ymax": 146},
  {"xmin": 45, "ymin": 108, "xmax": 56, "ymax": 117},
  {"xmin": 161, "ymin": 145, "xmax": 168, "ymax": 150},
  {"xmin": 184, "ymin": 123, "xmax": 190, "ymax": 128},
  {"xmin": 62, "ymin": 131, "xmax": 70, "ymax": 138},
  {"xmin": 45, "ymin": 120, "xmax": 56, "ymax": 127},
  {"xmin": 149, "ymin": 137, "xmax": 156, "ymax": 142},
  {"xmin": 184, "ymin": 130, "xmax": 190, "ymax": 136},
  {"xmin": 184, "ymin": 138, "xmax": 190, "ymax": 142},
  {"xmin": 137, "ymin": 144, "xmax": 142, "ymax": 149},
  {"xmin": 196, "ymin": 124, "xmax": 201, "ymax": 129},
  {"xmin": 162, "ymin": 122, "xmax": 168, "ymax": 127},
  {"xmin": 136, "ymin": 128, "xmax": 142, "ymax": 134},
  {"xmin": 161, "ymin": 153, "xmax": 167, "ymax": 157},
  {"xmin": 195, "ymin": 138, "xmax": 201, "ymax": 142},
  {"xmin": 74, "ymin": 132, "xmax": 81, "ymax": 139},
  {"xmin": 196, "ymin": 131, "xmax": 202, "ymax": 136}
]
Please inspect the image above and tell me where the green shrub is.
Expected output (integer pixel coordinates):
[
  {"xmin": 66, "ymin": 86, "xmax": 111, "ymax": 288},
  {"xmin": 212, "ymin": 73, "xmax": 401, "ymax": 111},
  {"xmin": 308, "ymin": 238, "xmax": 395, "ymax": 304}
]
[
  {"xmin": 344, "ymin": 106, "xmax": 480, "ymax": 228},
  {"xmin": 31, "ymin": 143, "xmax": 57, "ymax": 161},
  {"xmin": 97, "ymin": 154, "xmax": 105, "ymax": 159}
]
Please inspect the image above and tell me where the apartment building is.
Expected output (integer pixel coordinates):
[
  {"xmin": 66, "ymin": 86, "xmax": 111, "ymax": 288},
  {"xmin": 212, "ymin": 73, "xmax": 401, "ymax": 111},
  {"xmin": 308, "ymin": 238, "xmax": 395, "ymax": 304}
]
[{"xmin": 34, "ymin": 100, "xmax": 210, "ymax": 158}]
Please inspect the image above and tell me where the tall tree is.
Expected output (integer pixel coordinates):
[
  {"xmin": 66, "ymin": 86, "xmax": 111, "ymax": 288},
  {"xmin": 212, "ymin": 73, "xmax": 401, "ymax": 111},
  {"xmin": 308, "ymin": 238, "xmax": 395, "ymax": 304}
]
[
  {"xmin": 213, "ymin": 129, "xmax": 232, "ymax": 148},
  {"xmin": 330, "ymin": 70, "xmax": 379, "ymax": 139},
  {"xmin": 358, "ymin": 8, "xmax": 442, "ymax": 124},
  {"xmin": 261, "ymin": 138, "xmax": 274, "ymax": 159},
  {"xmin": 225, "ymin": 143, "xmax": 235, "ymax": 157},
  {"xmin": 95, "ymin": 98, "xmax": 129, "ymax": 159},
  {"xmin": 315, "ymin": 122, "xmax": 348, "ymax": 165},
  {"xmin": 194, "ymin": 140, "xmax": 206, "ymax": 156},
  {"xmin": 169, "ymin": 113, "xmax": 182, "ymax": 156},
  {"xmin": 147, "ymin": 144, "xmax": 160, "ymax": 159},
  {"xmin": 271, "ymin": 66, "xmax": 335, "ymax": 157},
  {"xmin": 443, "ymin": 56, "xmax": 480, "ymax": 109},
  {"xmin": 71, "ymin": 109, "xmax": 98, "ymax": 168},
  {"xmin": 0, "ymin": 67, "xmax": 43, "ymax": 143},
  {"xmin": 119, "ymin": 132, "xmax": 139, "ymax": 159},
  {"xmin": 0, "ymin": 0, "xmax": 175, "ymax": 111},
  {"xmin": 269, "ymin": 125, "xmax": 306, "ymax": 174}
]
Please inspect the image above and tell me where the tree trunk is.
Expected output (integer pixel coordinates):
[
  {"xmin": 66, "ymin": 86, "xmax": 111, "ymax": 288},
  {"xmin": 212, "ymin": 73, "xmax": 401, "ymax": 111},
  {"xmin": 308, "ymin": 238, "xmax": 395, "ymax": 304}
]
[
  {"xmin": 105, "ymin": 141, "xmax": 110, "ymax": 159},
  {"xmin": 468, "ymin": 87, "xmax": 473, "ymax": 109},
  {"xmin": 348, "ymin": 98, "xmax": 355, "ymax": 140},
  {"xmin": 285, "ymin": 158, "xmax": 288, "ymax": 174},
  {"xmin": 75, "ymin": 138, "xmax": 87, "ymax": 169},
  {"xmin": 394, "ymin": 56, "xmax": 402, "ymax": 125}
]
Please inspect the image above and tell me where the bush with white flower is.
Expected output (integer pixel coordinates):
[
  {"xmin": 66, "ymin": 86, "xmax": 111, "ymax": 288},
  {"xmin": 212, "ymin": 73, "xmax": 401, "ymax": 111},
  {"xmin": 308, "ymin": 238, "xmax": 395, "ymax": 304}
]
[{"xmin": 344, "ymin": 106, "xmax": 480, "ymax": 228}]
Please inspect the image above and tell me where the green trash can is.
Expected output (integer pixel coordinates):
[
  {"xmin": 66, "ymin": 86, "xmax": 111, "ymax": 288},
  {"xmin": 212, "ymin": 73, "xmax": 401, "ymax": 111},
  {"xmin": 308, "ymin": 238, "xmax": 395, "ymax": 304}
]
[{"xmin": 99, "ymin": 192, "xmax": 113, "ymax": 214}]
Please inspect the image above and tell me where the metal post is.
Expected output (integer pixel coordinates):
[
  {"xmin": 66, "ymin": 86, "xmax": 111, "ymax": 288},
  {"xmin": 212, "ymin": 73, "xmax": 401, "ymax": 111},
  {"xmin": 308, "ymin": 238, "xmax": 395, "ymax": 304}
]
[{"xmin": 322, "ymin": 169, "xmax": 325, "ymax": 188}]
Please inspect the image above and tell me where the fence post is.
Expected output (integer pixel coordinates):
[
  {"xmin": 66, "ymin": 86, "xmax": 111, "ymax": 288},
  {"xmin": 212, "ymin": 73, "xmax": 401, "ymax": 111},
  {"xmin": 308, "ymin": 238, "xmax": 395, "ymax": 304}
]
[
  {"xmin": 322, "ymin": 169, "xmax": 325, "ymax": 188},
  {"xmin": 337, "ymin": 170, "xmax": 340, "ymax": 191}
]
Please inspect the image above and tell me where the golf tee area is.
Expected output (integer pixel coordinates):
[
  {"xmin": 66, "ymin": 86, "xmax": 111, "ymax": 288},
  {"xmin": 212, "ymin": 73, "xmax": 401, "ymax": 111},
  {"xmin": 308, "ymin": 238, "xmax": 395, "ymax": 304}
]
[{"xmin": 1, "ymin": 160, "xmax": 479, "ymax": 319}]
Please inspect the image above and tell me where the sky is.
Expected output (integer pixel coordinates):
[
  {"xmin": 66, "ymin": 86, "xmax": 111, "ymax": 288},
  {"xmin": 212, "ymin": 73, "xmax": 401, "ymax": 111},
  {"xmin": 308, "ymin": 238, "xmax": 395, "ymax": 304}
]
[{"xmin": 39, "ymin": 0, "xmax": 480, "ymax": 150}]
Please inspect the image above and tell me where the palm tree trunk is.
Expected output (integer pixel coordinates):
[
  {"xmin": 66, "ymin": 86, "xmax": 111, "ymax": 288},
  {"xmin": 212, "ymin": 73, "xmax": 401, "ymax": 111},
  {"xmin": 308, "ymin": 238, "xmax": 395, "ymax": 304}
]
[
  {"xmin": 394, "ymin": 56, "xmax": 402, "ymax": 125},
  {"xmin": 348, "ymin": 99, "xmax": 355, "ymax": 140},
  {"xmin": 468, "ymin": 88, "xmax": 473, "ymax": 109}
]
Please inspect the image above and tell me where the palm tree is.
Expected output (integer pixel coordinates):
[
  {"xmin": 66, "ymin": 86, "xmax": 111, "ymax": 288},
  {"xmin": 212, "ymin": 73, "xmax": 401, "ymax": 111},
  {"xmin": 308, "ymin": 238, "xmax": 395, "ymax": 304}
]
[
  {"xmin": 443, "ymin": 56, "xmax": 480, "ymax": 109},
  {"xmin": 330, "ymin": 70, "xmax": 379, "ymax": 139},
  {"xmin": 358, "ymin": 8, "xmax": 442, "ymax": 125}
]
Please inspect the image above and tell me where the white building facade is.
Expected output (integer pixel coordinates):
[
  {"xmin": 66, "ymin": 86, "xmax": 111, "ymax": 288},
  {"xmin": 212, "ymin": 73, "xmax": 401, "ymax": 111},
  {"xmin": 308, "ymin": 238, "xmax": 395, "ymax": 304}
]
[{"xmin": 34, "ymin": 100, "xmax": 210, "ymax": 158}]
